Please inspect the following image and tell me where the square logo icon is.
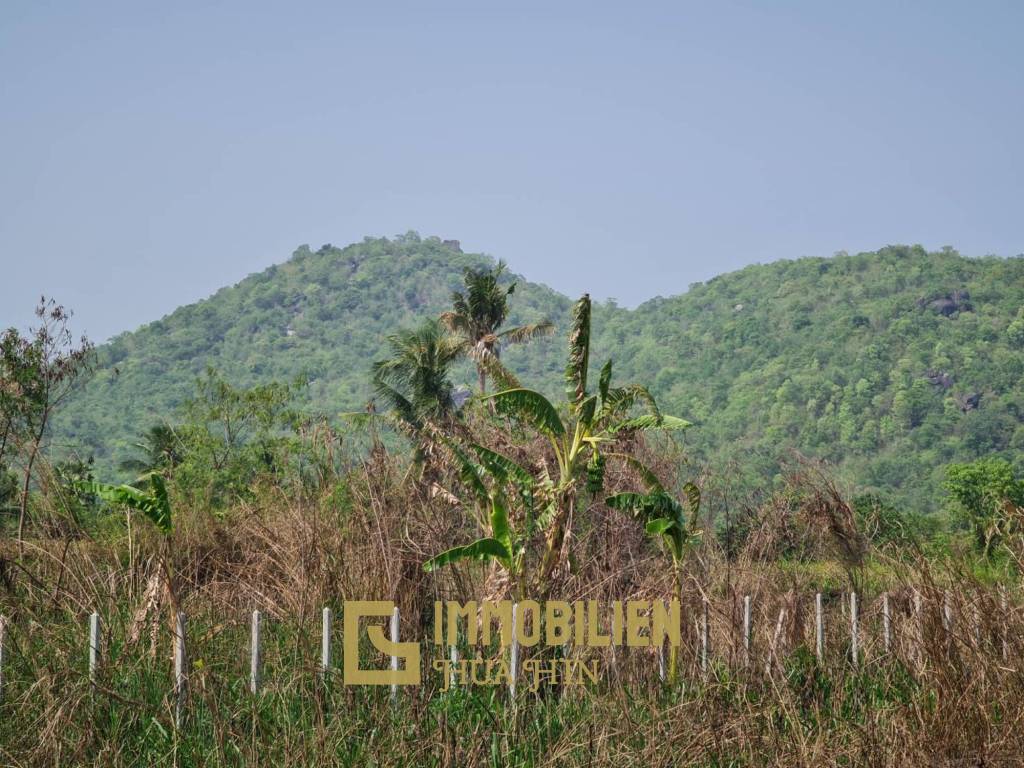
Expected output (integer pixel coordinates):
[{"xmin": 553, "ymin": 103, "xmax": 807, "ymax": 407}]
[{"xmin": 343, "ymin": 601, "xmax": 420, "ymax": 686}]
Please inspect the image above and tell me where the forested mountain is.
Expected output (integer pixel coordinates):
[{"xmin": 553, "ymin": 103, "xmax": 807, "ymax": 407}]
[
  {"xmin": 54, "ymin": 233, "xmax": 1024, "ymax": 512},
  {"xmin": 55, "ymin": 234, "xmax": 571, "ymax": 468}
]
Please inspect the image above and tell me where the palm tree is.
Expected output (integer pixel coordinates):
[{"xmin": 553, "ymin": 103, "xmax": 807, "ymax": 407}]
[
  {"xmin": 119, "ymin": 423, "xmax": 182, "ymax": 475},
  {"xmin": 440, "ymin": 261, "xmax": 554, "ymax": 394},
  {"xmin": 371, "ymin": 319, "xmax": 465, "ymax": 430}
]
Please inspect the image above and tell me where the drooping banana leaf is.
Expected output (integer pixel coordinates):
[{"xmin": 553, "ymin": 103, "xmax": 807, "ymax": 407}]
[
  {"xmin": 489, "ymin": 494, "xmax": 513, "ymax": 554},
  {"xmin": 443, "ymin": 441, "xmax": 490, "ymax": 503},
  {"xmin": 488, "ymin": 388, "xmax": 565, "ymax": 439},
  {"xmin": 82, "ymin": 477, "xmax": 172, "ymax": 535},
  {"xmin": 468, "ymin": 444, "xmax": 534, "ymax": 488},
  {"xmin": 599, "ymin": 384, "xmax": 661, "ymax": 422},
  {"xmin": 645, "ymin": 518, "xmax": 675, "ymax": 536},
  {"xmin": 606, "ymin": 489, "xmax": 692, "ymax": 561},
  {"xmin": 422, "ymin": 537, "xmax": 511, "ymax": 572}
]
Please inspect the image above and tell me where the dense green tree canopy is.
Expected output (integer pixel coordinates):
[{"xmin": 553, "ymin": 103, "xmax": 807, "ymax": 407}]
[{"xmin": 52, "ymin": 234, "xmax": 1024, "ymax": 513}]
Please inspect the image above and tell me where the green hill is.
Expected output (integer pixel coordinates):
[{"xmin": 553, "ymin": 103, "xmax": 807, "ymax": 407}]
[
  {"xmin": 55, "ymin": 234, "xmax": 1024, "ymax": 512},
  {"xmin": 56, "ymin": 233, "xmax": 571, "ymax": 467}
]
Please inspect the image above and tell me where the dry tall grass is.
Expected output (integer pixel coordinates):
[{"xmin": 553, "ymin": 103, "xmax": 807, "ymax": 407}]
[{"xmin": 2, "ymin": 445, "xmax": 1023, "ymax": 767}]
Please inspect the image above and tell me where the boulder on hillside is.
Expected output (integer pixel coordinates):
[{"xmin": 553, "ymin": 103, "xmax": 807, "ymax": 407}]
[
  {"xmin": 919, "ymin": 289, "xmax": 973, "ymax": 316},
  {"xmin": 923, "ymin": 369, "xmax": 954, "ymax": 389},
  {"xmin": 954, "ymin": 391, "xmax": 982, "ymax": 412}
]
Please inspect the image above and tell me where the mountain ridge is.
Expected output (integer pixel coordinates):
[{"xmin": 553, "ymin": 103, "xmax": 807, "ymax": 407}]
[{"xmin": 55, "ymin": 233, "xmax": 1024, "ymax": 512}]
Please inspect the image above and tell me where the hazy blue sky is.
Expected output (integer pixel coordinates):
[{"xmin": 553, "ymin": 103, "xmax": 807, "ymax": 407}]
[{"xmin": 2, "ymin": 1, "xmax": 1022, "ymax": 341}]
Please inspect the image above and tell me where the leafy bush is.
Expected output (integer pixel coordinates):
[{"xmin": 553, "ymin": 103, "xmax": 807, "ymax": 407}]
[
  {"xmin": 944, "ymin": 457, "xmax": 1024, "ymax": 554},
  {"xmin": 852, "ymin": 493, "xmax": 930, "ymax": 546}
]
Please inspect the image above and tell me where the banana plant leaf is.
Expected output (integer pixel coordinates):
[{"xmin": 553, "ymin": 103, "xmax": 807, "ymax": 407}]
[
  {"xmin": 422, "ymin": 537, "xmax": 511, "ymax": 572},
  {"xmin": 488, "ymin": 388, "xmax": 565, "ymax": 438}
]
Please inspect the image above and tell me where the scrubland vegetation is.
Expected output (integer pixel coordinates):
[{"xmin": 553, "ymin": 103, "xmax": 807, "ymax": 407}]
[{"xmin": 3, "ymin": 254, "xmax": 1024, "ymax": 766}]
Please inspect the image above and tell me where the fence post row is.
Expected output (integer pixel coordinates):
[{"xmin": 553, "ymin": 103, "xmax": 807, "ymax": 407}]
[{"xmin": 69, "ymin": 589, "xmax": 1024, "ymax": 710}]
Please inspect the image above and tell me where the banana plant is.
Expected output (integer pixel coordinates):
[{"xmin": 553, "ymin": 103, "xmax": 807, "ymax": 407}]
[
  {"xmin": 422, "ymin": 442, "xmax": 541, "ymax": 599},
  {"xmin": 84, "ymin": 472, "xmax": 173, "ymax": 535},
  {"xmin": 80, "ymin": 473, "xmax": 182, "ymax": 631},
  {"xmin": 486, "ymin": 294, "xmax": 690, "ymax": 588},
  {"xmin": 606, "ymin": 465, "xmax": 702, "ymax": 682}
]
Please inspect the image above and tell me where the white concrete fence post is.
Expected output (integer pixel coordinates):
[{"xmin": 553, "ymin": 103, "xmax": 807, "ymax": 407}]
[
  {"xmin": 943, "ymin": 592, "xmax": 954, "ymax": 654},
  {"xmin": 766, "ymin": 608, "xmax": 786, "ymax": 676},
  {"xmin": 656, "ymin": 600, "xmax": 666, "ymax": 681},
  {"xmin": 1001, "ymin": 591, "xmax": 1010, "ymax": 661},
  {"xmin": 321, "ymin": 607, "xmax": 332, "ymax": 681},
  {"xmin": 510, "ymin": 602, "xmax": 519, "ymax": 696},
  {"xmin": 743, "ymin": 595, "xmax": 752, "ymax": 668},
  {"xmin": 700, "ymin": 598, "xmax": 710, "ymax": 674},
  {"xmin": 449, "ymin": 643, "xmax": 459, "ymax": 689},
  {"xmin": 609, "ymin": 613, "xmax": 619, "ymax": 681},
  {"xmin": 89, "ymin": 612, "xmax": 100, "ymax": 684},
  {"xmin": 0, "ymin": 615, "xmax": 7, "ymax": 703},
  {"xmin": 174, "ymin": 611, "xmax": 187, "ymax": 729},
  {"xmin": 913, "ymin": 590, "xmax": 925, "ymax": 669},
  {"xmin": 390, "ymin": 606, "xmax": 399, "ymax": 703},
  {"xmin": 250, "ymin": 609, "xmax": 262, "ymax": 694},
  {"xmin": 972, "ymin": 602, "xmax": 982, "ymax": 648},
  {"xmin": 815, "ymin": 593, "xmax": 824, "ymax": 662},
  {"xmin": 850, "ymin": 592, "xmax": 859, "ymax": 669},
  {"xmin": 882, "ymin": 593, "xmax": 892, "ymax": 655}
]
